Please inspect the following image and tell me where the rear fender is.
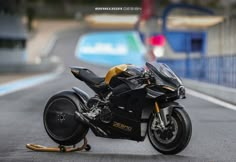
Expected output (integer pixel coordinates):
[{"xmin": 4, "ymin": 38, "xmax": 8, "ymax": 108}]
[
  {"xmin": 50, "ymin": 90, "xmax": 85, "ymax": 113},
  {"xmin": 72, "ymin": 87, "xmax": 90, "ymax": 104}
]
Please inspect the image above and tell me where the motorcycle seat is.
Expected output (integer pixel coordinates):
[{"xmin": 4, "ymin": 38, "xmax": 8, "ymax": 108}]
[{"xmin": 71, "ymin": 67, "xmax": 104, "ymax": 85}]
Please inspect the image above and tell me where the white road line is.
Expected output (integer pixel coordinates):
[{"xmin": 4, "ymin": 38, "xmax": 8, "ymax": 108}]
[
  {"xmin": 42, "ymin": 35, "xmax": 58, "ymax": 56},
  {"xmin": 0, "ymin": 66, "xmax": 63, "ymax": 96},
  {"xmin": 186, "ymin": 88, "xmax": 236, "ymax": 111}
]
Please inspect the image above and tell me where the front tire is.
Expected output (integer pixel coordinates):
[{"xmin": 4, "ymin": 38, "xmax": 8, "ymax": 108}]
[
  {"xmin": 43, "ymin": 91, "xmax": 89, "ymax": 146},
  {"xmin": 148, "ymin": 108, "xmax": 192, "ymax": 155}
]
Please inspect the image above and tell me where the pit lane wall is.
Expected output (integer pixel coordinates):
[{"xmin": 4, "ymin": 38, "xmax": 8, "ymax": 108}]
[
  {"xmin": 158, "ymin": 17, "xmax": 236, "ymax": 105},
  {"xmin": 159, "ymin": 56, "xmax": 236, "ymax": 105},
  {"xmin": 183, "ymin": 79, "xmax": 236, "ymax": 105}
]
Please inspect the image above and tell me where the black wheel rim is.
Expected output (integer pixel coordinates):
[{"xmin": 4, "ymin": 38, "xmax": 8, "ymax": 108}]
[
  {"xmin": 45, "ymin": 98, "xmax": 79, "ymax": 141},
  {"xmin": 153, "ymin": 117, "xmax": 178, "ymax": 144},
  {"xmin": 148, "ymin": 112, "xmax": 183, "ymax": 151}
]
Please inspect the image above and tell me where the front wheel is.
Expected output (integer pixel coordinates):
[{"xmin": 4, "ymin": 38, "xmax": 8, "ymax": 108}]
[{"xmin": 148, "ymin": 108, "xmax": 192, "ymax": 155}]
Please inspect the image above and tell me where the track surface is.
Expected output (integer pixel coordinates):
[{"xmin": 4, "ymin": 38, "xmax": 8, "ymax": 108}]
[{"xmin": 0, "ymin": 27, "xmax": 236, "ymax": 162}]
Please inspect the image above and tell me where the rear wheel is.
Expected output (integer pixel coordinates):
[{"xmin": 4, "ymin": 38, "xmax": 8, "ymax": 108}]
[
  {"xmin": 43, "ymin": 91, "xmax": 89, "ymax": 146},
  {"xmin": 148, "ymin": 108, "xmax": 192, "ymax": 155}
]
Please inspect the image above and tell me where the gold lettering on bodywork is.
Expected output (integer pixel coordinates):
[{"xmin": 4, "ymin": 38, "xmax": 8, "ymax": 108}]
[{"xmin": 112, "ymin": 121, "xmax": 132, "ymax": 132}]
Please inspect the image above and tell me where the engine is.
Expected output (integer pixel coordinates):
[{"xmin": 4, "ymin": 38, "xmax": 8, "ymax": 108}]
[
  {"xmin": 83, "ymin": 64, "xmax": 145, "ymax": 123},
  {"xmin": 85, "ymin": 96, "xmax": 112, "ymax": 123}
]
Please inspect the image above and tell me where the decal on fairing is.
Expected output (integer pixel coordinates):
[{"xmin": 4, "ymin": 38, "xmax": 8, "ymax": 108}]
[{"xmin": 112, "ymin": 121, "xmax": 133, "ymax": 132}]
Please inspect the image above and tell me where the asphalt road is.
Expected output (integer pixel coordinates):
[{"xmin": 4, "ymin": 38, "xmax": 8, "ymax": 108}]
[{"xmin": 1, "ymin": 27, "xmax": 236, "ymax": 162}]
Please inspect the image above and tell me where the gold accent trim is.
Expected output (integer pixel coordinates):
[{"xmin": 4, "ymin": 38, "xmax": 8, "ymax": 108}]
[
  {"xmin": 112, "ymin": 121, "xmax": 132, "ymax": 132},
  {"xmin": 105, "ymin": 64, "xmax": 128, "ymax": 84},
  {"xmin": 26, "ymin": 138, "xmax": 88, "ymax": 152},
  {"xmin": 155, "ymin": 102, "xmax": 160, "ymax": 113},
  {"xmin": 162, "ymin": 86, "xmax": 175, "ymax": 91}
]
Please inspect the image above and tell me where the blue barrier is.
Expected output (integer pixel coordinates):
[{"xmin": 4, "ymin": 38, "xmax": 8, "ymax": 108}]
[
  {"xmin": 75, "ymin": 31, "xmax": 146, "ymax": 66},
  {"xmin": 136, "ymin": 3, "xmax": 212, "ymax": 78},
  {"xmin": 159, "ymin": 55, "xmax": 236, "ymax": 88}
]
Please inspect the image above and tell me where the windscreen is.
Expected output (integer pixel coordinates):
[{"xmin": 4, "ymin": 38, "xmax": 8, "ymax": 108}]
[{"xmin": 146, "ymin": 62, "xmax": 182, "ymax": 87}]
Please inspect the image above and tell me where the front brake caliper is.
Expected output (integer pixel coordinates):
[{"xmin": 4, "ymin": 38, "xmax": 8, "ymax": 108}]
[{"xmin": 151, "ymin": 113, "xmax": 165, "ymax": 131}]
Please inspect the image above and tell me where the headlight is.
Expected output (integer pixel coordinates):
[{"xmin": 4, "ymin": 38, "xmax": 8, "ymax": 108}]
[{"xmin": 178, "ymin": 86, "xmax": 186, "ymax": 99}]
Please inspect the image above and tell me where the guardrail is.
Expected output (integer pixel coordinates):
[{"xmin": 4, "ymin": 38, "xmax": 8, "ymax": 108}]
[{"xmin": 159, "ymin": 55, "xmax": 236, "ymax": 88}]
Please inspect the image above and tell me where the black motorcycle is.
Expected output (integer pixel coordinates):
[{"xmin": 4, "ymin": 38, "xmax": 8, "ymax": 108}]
[{"xmin": 43, "ymin": 62, "xmax": 192, "ymax": 155}]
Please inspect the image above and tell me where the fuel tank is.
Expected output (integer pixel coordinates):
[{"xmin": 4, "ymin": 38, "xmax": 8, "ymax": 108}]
[{"xmin": 105, "ymin": 64, "xmax": 145, "ymax": 93}]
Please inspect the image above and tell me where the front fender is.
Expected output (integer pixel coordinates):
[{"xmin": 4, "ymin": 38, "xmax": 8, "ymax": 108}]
[{"xmin": 160, "ymin": 102, "xmax": 184, "ymax": 126}]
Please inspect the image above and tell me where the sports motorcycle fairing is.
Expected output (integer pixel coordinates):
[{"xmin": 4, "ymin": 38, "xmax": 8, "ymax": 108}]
[{"xmin": 44, "ymin": 62, "xmax": 192, "ymax": 155}]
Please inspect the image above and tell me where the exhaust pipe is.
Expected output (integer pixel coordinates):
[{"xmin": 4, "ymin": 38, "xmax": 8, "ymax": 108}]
[
  {"xmin": 74, "ymin": 111, "xmax": 108, "ymax": 136},
  {"xmin": 75, "ymin": 111, "xmax": 90, "ymax": 125}
]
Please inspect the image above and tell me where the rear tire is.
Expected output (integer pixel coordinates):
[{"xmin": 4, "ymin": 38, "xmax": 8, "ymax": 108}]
[
  {"xmin": 148, "ymin": 108, "xmax": 192, "ymax": 155},
  {"xmin": 43, "ymin": 91, "xmax": 89, "ymax": 146}
]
